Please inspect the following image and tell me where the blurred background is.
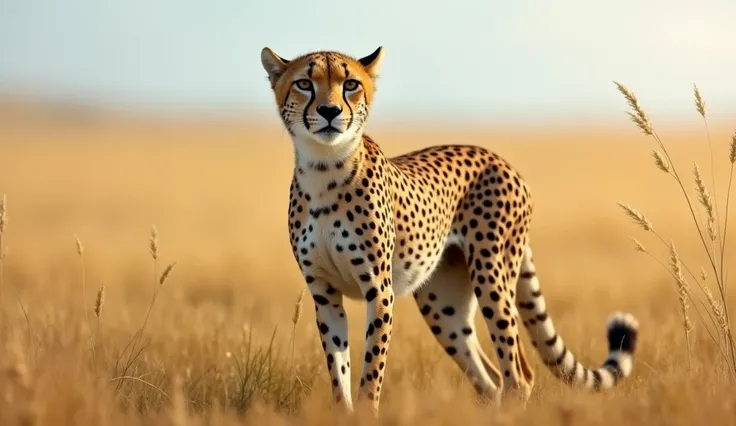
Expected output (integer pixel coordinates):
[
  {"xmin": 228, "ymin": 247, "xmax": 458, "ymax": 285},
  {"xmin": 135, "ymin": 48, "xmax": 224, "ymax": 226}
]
[{"xmin": 2, "ymin": 0, "xmax": 736, "ymax": 124}]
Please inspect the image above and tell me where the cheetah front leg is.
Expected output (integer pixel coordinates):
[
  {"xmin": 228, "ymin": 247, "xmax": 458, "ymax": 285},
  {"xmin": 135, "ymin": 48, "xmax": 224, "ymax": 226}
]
[
  {"xmin": 304, "ymin": 276, "xmax": 353, "ymax": 411},
  {"xmin": 355, "ymin": 273, "xmax": 395, "ymax": 412}
]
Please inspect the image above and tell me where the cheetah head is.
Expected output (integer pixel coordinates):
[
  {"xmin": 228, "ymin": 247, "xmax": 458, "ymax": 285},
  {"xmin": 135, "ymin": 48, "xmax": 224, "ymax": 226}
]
[{"xmin": 260, "ymin": 47, "xmax": 383, "ymax": 149}]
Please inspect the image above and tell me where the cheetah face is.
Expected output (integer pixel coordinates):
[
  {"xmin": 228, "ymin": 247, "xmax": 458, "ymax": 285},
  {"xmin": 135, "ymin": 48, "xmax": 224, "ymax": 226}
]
[{"xmin": 260, "ymin": 47, "xmax": 383, "ymax": 148}]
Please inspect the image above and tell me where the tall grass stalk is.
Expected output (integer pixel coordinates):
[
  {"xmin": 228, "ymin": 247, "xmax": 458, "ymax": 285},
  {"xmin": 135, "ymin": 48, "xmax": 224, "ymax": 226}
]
[
  {"xmin": 615, "ymin": 81, "xmax": 736, "ymax": 379},
  {"xmin": 114, "ymin": 225, "xmax": 177, "ymax": 394},
  {"xmin": 288, "ymin": 288, "xmax": 305, "ymax": 413},
  {"xmin": 93, "ymin": 286, "xmax": 105, "ymax": 367},
  {"xmin": 75, "ymin": 235, "xmax": 89, "ymax": 329},
  {"xmin": 0, "ymin": 195, "xmax": 34, "ymax": 356}
]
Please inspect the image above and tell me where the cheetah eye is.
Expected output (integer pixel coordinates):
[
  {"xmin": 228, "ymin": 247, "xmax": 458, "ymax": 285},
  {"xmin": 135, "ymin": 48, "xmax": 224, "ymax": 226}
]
[
  {"xmin": 295, "ymin": 79, "xmax": 313, "ymax": 91},
  {"xmin": 343, "ymin": 79, "xmax": 360, "ymax": 92}
]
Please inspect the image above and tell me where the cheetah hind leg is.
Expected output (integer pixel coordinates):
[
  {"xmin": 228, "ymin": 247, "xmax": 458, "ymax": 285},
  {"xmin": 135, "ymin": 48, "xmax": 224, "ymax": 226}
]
[
  {"xmin": 413, "ymin": 245, "xmax": 503, "ymax": 402},
  {"xmin": 465, "ymin": 238, "xmax": 534, "ymax": 402},
  {"xmin": 502, "ymin": 238, "xmax": 536, "ymax": 390}
]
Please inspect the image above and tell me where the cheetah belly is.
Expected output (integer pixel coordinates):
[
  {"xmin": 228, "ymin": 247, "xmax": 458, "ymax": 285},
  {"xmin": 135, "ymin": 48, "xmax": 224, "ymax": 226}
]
[
  {"xmin": 315, "ymin": 240, "xmax": 447, "ymax": 301},
  {"xmin": 319, "ymin": 247, "xmax": 446, "ymax": 300},
  {"xmin": 390, "ymin": 255, "xmax": 442, "ymax": 297},
  {"xmin": 389, "ymin": 233, "xmax": 459, "ymax": 298},
  {"xmin": 303, "ymin": 217, "xmax": 453, "ymax": 300}
]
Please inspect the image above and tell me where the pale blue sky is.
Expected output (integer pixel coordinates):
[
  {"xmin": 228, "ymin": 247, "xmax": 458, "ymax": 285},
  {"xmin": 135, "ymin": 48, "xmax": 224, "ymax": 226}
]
[{"xmin": 1, "ymin": 0, "xmax": 735, "ymax": 123}]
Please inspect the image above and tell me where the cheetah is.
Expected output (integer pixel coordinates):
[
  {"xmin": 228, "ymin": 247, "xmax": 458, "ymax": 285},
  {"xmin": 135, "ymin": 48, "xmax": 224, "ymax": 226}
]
[{"xmin": 259, "ymin": 46, "xmax": 639, "ymax": 412}]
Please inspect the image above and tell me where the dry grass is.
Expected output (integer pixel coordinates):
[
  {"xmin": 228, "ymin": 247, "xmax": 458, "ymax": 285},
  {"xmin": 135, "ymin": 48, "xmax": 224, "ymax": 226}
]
[
  {"xmin": 1, "ymin": 100, "xmax": 736, "ymax": 425},
  {"xmin": 615, "ymin": 82, "xmax": 736, "ymax": 378}
]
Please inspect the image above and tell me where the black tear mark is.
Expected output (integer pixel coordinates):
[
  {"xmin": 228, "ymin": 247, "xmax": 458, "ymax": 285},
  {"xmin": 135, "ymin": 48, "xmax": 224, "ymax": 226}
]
[
  {"xmin": 343, "ymin": 80, "xmax": 354, "ymax": 130},
  {"xmin": 303, "ymin": 85, "xmax": 315, "ymax": 130}
]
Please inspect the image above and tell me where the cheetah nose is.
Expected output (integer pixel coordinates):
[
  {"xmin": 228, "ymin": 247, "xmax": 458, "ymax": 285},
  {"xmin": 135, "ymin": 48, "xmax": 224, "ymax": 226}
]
[{"xmin": 317, "ymin": 104, "xmax": 343, "ymax": 121}]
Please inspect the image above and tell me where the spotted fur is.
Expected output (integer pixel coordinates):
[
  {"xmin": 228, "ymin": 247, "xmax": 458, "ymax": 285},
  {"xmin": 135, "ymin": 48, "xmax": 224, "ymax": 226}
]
[{"xmin": 260, "ymin": 46, "xmax": 640, "ymax": 412}]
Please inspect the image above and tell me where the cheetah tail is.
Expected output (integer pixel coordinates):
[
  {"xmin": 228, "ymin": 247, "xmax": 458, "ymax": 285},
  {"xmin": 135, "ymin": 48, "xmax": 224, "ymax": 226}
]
[{"xmin": 516, "ymin": 247, "xmax": 639, "ymax": 391}]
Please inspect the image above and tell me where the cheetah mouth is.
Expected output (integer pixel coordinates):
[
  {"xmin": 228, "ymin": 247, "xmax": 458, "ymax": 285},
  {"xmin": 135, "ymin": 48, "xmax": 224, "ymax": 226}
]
[{"xmin": 314, "ymin": 125, "xmax": 343, "ymax": 136}]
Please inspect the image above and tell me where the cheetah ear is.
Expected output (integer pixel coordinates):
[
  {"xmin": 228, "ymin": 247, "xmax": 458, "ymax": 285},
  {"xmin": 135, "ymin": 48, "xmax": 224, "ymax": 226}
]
[
  {"xmin": 358, "ymin": 46, "xmax": 384, "ymax": 79},
  {"xmin": 261, "ymin": 47, "xmax": 291, "ymax": 87}
]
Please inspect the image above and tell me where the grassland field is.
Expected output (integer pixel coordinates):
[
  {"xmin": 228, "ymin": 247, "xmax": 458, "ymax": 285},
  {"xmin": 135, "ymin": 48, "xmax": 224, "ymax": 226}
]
[{"xmin": 1, "ymin": 106, "xmax": 735, "ymax": 425}]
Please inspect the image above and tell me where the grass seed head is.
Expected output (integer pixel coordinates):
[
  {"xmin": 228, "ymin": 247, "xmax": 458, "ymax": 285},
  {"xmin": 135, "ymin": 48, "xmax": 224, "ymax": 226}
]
[
  {"xmin": 149, "ymin": 225, "xmax": 159, "ymax": 260},
  {"xmin": 94, "ymin": 286, "xmax": 105, "ymax": 318},
  {"xmin": 668, "ymin": 240, "xmax": 692, "ymax": 333},
  {"xmin": 292, "ymin": 288, "xmax": 306, "ymax": 327},
  {"xmin": 74, "ymin": 234, "xmax": 84, "ymax": 257},
  {"xmin": 692, "ymin": 162, "xmax": 716, "ymax": 240},
  {"xmin": 618, "ymin": 202, "xmax": 654, "ymax": 232},
  {"xmin": 693, "ymin": 84, "xmax": 706, "ymax": 118},
  {"xmin": 0, "ymin": 194, "xmax": 6, "ymax": 234},
  {"xmin": 652, "ymin": 150, "xmax": 670, "ymax": 173},
  {"xmin": 630, "ymin": 237, "xmax": 647, "ymax": 253},
  {"xmin": 703, "ymin": 286, "xmax": 728, "ymax": 334},
  {"xmin": 614, "ymin": 81, "xmax": 653, "ymax": 136},
  {"xmin": 160, "ymin": 261, "xmax": 178, "ymax": 286}
]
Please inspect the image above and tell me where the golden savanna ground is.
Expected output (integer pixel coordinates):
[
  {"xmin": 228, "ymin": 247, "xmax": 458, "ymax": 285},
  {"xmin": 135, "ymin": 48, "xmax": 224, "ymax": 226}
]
[{"xmin": 1, "ymin": 104, "xmax": 735, "ymax": 425}]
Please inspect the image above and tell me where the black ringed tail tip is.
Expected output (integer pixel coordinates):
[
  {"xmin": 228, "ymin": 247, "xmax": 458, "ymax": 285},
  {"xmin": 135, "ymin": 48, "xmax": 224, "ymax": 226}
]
[{"xmin": 606, "ymin": 311, "xmax": 639, "ymax": 354}]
